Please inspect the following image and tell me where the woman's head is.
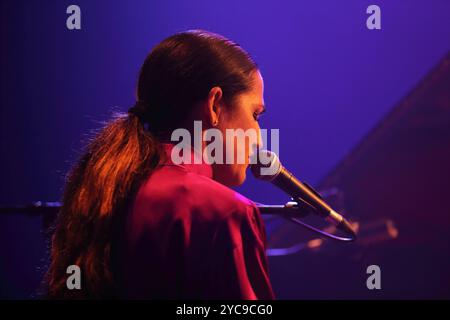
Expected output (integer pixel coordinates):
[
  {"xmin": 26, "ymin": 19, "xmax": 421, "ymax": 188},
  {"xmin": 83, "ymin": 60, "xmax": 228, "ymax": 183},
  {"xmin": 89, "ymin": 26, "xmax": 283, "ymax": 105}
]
[
  {"xmin": 203, "ymin": 70, "xmax": 265, "ymax": 186},
  {"xmin": 136, "ymin": 29, "xmax": 264, "ymax": 186}
]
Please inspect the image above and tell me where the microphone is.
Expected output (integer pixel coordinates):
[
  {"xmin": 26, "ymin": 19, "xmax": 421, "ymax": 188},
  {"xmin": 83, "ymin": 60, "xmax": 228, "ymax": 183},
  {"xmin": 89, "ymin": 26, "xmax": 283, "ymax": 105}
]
[{"xmin": 250, "ymin": 150, "xmax": 356, "ymax": 238}]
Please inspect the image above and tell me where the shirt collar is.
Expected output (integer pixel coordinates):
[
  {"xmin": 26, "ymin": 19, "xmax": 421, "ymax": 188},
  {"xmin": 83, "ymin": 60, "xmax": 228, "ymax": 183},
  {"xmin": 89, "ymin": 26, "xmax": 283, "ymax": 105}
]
[{"xmin": 160, "ymin": 142, "xmax": 213, "ymax": 179}]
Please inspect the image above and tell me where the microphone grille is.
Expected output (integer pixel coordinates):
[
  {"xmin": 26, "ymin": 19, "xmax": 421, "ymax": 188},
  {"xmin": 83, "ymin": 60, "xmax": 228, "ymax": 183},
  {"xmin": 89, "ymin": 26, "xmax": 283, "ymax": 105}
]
[{"xmin": 250, "ymin": 149, "xmax": 282, "ymax": 181}]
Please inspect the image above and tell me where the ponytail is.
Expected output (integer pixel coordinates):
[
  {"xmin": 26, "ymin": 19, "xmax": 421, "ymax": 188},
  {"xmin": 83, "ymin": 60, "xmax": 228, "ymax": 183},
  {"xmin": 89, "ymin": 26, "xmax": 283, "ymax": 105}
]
[{"xmin": 46, "ymin": 112, "xmax": 163, "ymax": 298}]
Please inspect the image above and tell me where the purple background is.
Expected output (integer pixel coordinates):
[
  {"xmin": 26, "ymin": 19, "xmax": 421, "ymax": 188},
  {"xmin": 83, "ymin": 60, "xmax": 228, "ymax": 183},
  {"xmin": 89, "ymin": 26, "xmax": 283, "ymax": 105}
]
[{"xmin": 1, "ymin": 0, "xmax": 449, "ymax": 298}]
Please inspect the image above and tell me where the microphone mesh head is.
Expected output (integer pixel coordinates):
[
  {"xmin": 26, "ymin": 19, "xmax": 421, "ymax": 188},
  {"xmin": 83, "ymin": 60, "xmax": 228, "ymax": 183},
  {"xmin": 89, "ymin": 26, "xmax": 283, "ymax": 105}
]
[{"xmin": 250, "ymin": 149, "xmax": 282, "ymax": 181}]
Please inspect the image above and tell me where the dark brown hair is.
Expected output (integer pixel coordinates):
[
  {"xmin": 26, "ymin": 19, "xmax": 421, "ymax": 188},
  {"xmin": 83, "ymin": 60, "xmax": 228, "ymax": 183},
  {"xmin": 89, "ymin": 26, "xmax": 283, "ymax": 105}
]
[{"xmin": 46, "ymin": 29, "xmax": 258, "ymax": 298}]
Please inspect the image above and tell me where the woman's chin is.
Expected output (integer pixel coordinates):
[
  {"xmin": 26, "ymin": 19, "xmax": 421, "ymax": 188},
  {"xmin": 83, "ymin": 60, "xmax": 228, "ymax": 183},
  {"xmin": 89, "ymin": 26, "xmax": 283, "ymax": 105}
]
[
  {"xmin": 214, "ymin": 166, "xmax": 247, "ymax": 187},
  {"xmin": 234, "ymin": 170, "xmax": 247, "ymax": 187},
  {"xmin": 233, "ymin": 166, "xmax": 249, "ymax": 186}
]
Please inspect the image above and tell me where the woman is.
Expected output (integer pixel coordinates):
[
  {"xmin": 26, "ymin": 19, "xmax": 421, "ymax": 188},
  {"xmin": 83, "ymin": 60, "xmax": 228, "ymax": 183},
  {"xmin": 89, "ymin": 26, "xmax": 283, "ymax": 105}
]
[{"xmin": 46, "ymin": 29, "xmax": 275, "ymax": 299}]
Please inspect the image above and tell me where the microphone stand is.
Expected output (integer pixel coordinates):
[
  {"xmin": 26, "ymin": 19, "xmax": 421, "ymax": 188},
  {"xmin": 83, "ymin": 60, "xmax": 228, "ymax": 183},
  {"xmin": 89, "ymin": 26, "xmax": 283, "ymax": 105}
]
[
  {"xmin": 0, "ymin": 198, "xmax": 357, "ymax": 242},
  {"xmin": 0, "ymin": 201, "xmax": 60, "ymax": 215},
  {"xmin": 257, "ymin": 199, "xmax": 357, "ymax": 242}
]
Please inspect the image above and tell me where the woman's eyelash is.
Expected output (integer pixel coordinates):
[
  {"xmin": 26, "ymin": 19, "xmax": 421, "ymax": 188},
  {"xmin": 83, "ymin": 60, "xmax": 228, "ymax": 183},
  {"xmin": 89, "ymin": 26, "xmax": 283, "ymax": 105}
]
[{"xmin": 253, "ymin": 110, "xmax": 265, "ymax": 121}]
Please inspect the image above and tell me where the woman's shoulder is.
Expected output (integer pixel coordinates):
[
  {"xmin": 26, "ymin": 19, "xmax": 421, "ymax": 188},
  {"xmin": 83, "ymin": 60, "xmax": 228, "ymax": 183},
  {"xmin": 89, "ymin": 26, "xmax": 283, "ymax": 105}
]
[{"xmin": 132, "ymin": 164, "xmax": 258, "ymax": 225}]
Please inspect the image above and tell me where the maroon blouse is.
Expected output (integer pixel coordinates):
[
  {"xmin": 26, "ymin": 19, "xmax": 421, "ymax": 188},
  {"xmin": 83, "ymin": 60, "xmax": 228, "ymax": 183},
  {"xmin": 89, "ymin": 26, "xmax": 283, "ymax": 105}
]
[{"xmin": 116, "ymin": 143, "xmax": 275, "ymax": 299}]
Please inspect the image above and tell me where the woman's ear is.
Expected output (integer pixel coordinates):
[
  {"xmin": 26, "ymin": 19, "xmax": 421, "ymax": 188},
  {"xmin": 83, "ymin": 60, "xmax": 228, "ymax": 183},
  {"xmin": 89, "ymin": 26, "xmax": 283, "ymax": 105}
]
[{"xmin": 206, "ymin": 87, "xmax": 223, "ymax": 127}]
